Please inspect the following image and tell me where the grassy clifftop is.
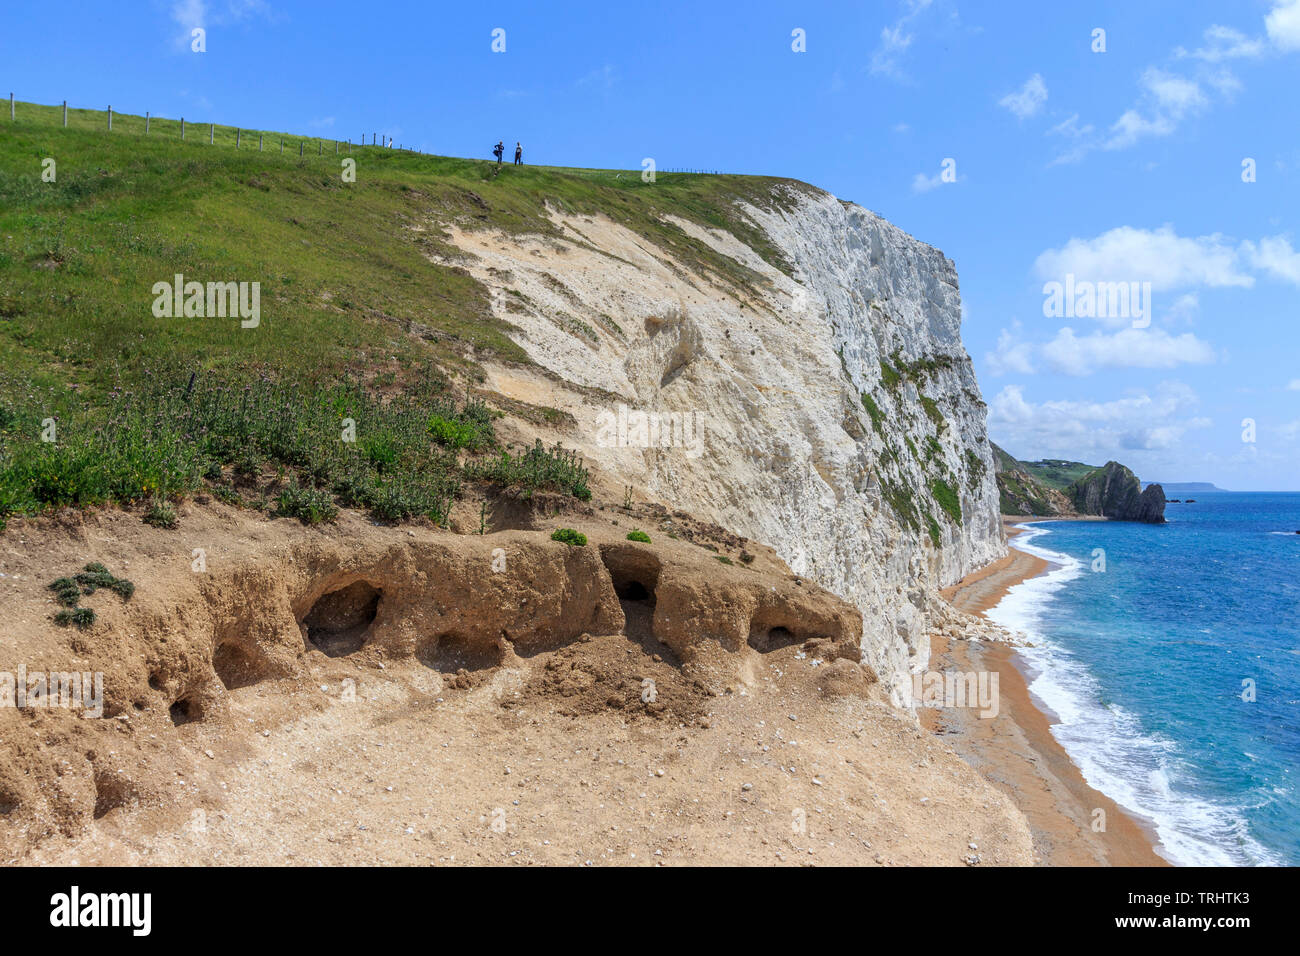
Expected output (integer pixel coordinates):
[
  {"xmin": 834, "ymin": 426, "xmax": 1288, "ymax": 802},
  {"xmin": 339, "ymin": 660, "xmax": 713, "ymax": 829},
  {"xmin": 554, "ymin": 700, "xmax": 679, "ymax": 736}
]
[
  {"xmin": 1, "ymin": 99, "xmax": 802, "ymax": 396},
  {"xmin": 0, "ymin": 99, "xmax": 810, "ymax": 529}
]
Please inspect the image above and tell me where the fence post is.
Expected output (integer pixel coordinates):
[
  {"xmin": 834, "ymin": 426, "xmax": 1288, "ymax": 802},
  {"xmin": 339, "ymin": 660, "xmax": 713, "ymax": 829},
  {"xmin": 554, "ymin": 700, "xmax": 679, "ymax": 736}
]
[
  {"xmin": 9, "ymin": 93, "xmax": 13, "ymax": 121},
  {"xmin": 334, "ymin": 140, "xmax": 337, "ymax": 155},
  {"xmin": 236, "ymin": 128, "xmax": 240, "ymax": 148},
  {"xmin": 181, "ymin": 117, "xmax": 185, "ymax": 139},
  {"xmin": 209, "ymin": 123, "xmax": 214, "ymax": 144},
  {"xmin": 299, "ymin": 141, "xmax": 303, "ymax": 158},
  {"xmin": 280, "ymin": 138, "xmax": 283, "ymax": 153},
  {"xmin": 259, "ymin": 133, "xmax": 263, "ymax": 151},
  {"xmin": 145, "ymin": 111, "xmax": 150, "ymax": 133},
  {"xmin": 317, "ymin": 140, "xmax": 321, "ymax": 156},
  {"xmin": 107, "ymin": 105, "xmax": 112, "ymax": 130},
  {"xmin": 62, "ymin": 100, "xmax": 67, "ymax": 126}
]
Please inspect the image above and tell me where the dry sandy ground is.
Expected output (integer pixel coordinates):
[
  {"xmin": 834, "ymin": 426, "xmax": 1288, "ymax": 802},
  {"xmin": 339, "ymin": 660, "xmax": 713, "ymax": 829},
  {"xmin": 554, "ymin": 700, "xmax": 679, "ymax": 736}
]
[
  {"xmin": 929, "ymin": 520, "xmax": 1168, "ymax": 866},
  {"xmin": 2, "ymin": 502, "xmax": 1033, "ymax": 867}
]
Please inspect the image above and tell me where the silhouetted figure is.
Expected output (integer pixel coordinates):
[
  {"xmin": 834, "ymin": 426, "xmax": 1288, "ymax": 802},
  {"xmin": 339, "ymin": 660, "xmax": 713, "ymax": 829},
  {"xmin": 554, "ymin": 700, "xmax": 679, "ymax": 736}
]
[
  {"xmin": 514, "ymin": 142, "xmax": 522, "ymax": 165},
  {"xmin": 493, "ymin": 141, "xmax": 504, "ymax": 164}
]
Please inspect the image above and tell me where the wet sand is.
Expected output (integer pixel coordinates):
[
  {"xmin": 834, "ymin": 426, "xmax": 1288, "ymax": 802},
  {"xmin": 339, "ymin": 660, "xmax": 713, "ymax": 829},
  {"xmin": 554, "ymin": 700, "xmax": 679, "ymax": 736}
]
[{"xmin": 928, "ymin": 520, "xmax": 1169, "ymax": 866}]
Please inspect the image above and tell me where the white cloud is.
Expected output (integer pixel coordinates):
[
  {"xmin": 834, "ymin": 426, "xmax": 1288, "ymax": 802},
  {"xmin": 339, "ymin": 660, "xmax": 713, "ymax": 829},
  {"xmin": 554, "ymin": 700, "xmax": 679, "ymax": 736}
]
[
  {"xmin": 1175, "ymin": 25, "xmax": 1266, "ymax": 62},
  {"xmin": 1053, "ymin": 6, "xmax": 1300, "ymax": 165},
  {"xmin": 1040, "ymin": 327, "xmax": 1217, "ymax": 376},
  {"xmin": 870, "ymin": 0, "xmax": 934, "ymax": 80},
  {"xmin": 1267, "ymin": 0, "xmax": 1300, "ymax": 51},
  {"xmin": 1046, "ymin": 113, "xmax": 1096, "ymax": 165},
  {"xmin": 1047, "ymin": 113, "xmax": 1093, "ymax": 139},
  {"xmin": 1105, "ymin": 68, "xmax": 1207, "ymax": 150},
  {"xmin": 1165, "ymin": 292, "xmax": 1200, "ymax": 324},
  {"xmin": 1241, "ymin": 235, "xmax": 1300, "ymax": 284},
  {"xmin": 1203, "ymin": 68, "xmax": 1245, "ymax": 98},
  {"xmin": 985, "ymin": 322, "xmax": 1036, "ymax": 376},
  {"xmin": 1143, "ymin": 68, "xmax": 1207, "ymax": 114},
  {"xmin": 984, "ymin": 320, "xmax": 1216, "ymax": 378},
  {"xmin": 170, "ymin": 0, "xmax": 273, "ymax": 49},
  {"xmin": 911, "ymin": 170, "xmax": 944, "ymax": 193},
  {"xmin": 1035, "ymin": 226, "xmax": 1253, "ymax": 294},
  {"xmin": 999, "ymin": 74, "xmax": 1048, "ymax": 119},
  {"xmin": 170, "ymin": 0, "xmax": 206, "ymax": 48},
  {"xmin": 1286, "ymin": 379, "xmax": 1300, "ymax": 391},
  {"xmin": 989, "ymin": 382, "xmax": 1209, "ymax": 459}
]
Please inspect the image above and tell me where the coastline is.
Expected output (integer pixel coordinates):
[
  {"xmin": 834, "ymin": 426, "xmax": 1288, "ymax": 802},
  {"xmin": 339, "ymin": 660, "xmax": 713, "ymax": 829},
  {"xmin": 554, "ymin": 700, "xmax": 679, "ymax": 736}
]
[{"xmin": 928, "ymin": 518, "xmax": 1169, "ymax": 866}]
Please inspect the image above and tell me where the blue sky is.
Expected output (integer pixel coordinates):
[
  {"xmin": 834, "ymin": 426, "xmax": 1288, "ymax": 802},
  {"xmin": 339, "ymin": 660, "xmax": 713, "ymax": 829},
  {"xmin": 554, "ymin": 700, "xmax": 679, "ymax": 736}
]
[{"xmin": 4, "ymin": 0, "xmax": 1300, "ymax": 488}]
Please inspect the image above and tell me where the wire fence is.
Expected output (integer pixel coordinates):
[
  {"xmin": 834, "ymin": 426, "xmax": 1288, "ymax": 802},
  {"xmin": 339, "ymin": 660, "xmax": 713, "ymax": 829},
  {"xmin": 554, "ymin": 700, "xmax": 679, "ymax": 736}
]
[
  {"xmin": 6, "ymin": 93, "xmax": 728, "ymax": 175},
  {"xmin": 4, "ymin": 92, "xmax": 430, "ymax": 157}
]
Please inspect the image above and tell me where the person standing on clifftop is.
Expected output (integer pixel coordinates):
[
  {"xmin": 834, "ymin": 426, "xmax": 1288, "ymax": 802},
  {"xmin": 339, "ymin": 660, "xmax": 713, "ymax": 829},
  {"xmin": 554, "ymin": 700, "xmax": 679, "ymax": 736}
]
[
  {"xmin": 493, "ymin": 141, "xmax": 504, "ymax": 164},
  {"xmin": 514, "ymin": 142, "xmax": 523, "ymax": 165}
]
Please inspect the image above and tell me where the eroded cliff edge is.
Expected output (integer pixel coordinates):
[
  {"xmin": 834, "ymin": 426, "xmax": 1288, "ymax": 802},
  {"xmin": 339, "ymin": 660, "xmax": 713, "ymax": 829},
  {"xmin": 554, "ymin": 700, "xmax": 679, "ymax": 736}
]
[{"xmin": 441, "ymin": 183, "xmax": 1005, "ymax": 702}]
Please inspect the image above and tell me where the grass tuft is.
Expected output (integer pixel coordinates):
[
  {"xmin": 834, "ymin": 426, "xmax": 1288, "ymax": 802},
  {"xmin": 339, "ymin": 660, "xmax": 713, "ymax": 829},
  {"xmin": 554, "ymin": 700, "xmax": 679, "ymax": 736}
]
[{"xmin": 550, "ymin": 528, "xmax": 587, "ymax": 547}]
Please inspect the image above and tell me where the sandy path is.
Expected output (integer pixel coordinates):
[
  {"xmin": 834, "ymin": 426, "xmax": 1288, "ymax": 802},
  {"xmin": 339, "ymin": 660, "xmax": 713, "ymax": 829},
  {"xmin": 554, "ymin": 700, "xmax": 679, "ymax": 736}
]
[{"xmin": 22, "ymin": 640, "xmax": 1033, "ymax": 866}]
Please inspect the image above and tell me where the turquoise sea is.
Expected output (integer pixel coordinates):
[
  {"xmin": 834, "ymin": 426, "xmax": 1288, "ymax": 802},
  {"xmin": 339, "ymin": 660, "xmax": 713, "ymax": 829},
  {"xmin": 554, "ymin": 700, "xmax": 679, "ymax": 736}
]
[{"xmin": 987, "ymin": 492, "xmax": 1299, "ymax": 866}]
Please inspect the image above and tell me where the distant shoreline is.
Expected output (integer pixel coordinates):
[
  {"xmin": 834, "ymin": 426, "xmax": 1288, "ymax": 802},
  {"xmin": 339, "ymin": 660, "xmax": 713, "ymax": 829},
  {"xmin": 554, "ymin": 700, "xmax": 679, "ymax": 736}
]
[{"xmin": 929, "ymin": 519, "xmax": 1168, "ymax": 866}]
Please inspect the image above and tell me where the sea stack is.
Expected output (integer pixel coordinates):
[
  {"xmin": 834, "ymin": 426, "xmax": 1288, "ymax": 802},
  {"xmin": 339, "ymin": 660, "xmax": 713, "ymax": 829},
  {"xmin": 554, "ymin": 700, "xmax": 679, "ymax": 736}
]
[{"xmin": 1067, "ymin": 461, "xmax": 1167, "ymax": 524}]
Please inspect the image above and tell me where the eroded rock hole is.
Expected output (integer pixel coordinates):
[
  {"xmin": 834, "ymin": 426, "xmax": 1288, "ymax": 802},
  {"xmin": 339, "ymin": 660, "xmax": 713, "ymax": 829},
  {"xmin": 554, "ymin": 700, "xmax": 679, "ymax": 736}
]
[
  {"xmin": 748, "ymin": 624, "xmax": 802, "ymax": 653},
  {"xmin": 416, "ymin": 632, "xmax": 503, "ymax": 674},
  {"xmin": 169, "ymin": 697, "xmax": 202, "ymax": 726},
  {"xmin": 213, "ymin": 641, "xmax": 267, "ymax": 690},
  {"xmin": 303, "ymin": 581, "xmax": 381, "ymax": 657},
  {"xmin": 615, "ymin": 579, "xmax": 652, "ymax": 603},
  {"xmin": 92, "ymin": 771, "xmax": 137, "ymax": 820},
  {"xmin": 599, "ymin": 545, "xmax": 664, "ymax": 655}
]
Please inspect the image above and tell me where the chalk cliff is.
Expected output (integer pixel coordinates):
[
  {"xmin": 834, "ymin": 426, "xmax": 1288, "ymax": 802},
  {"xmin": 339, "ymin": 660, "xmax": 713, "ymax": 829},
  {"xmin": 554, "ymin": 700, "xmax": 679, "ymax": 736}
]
[{"xmin": 445, "ymin": 182, "xmax": 1005, "ymax": 702}]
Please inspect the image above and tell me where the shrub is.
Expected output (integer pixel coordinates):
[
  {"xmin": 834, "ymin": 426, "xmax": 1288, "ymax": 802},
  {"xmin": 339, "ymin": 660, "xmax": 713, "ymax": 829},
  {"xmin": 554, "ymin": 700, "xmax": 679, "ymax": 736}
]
[
  {"xmin": 465, "ymin": 440, "xmax": 591, "ymax": 500},
  {"xmin": 0, "ymin": 372, "xmax": 591, "ymax": 533},
  {"xmin": 47, "ymin": 562, "xmax": 133, "ymax": 627},
  {"xmin": 551, "ymin": 528, "xmax": 587, "ymax": 547},
  {"xmin": 143, "ymin": 501, "xmax": 178, "ymax": 529},
  {"xmin": 48, "ymin": 577, "xmax": 81, "ymax": 607},
  {"xmin": 274, "ymin": 483, "xmax": 339, "ymax": 524},
  {"xmin": 54, "ymin": 607, "xmax": 96, "ymax": 629},
  {"xmin": 212, "ymin": 485, "xmax": 242, "ymax": 506},
  {"xmin": 626, "ymin": 529, "xmax": 651, "ymax": 543}
]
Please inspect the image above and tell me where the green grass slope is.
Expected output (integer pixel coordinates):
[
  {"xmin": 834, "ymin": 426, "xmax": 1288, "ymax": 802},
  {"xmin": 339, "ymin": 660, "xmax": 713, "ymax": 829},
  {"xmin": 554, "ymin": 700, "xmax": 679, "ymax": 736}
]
[{"xmin": 1016, "ymin": 458, "xmax": 1097, "ymax": 491}]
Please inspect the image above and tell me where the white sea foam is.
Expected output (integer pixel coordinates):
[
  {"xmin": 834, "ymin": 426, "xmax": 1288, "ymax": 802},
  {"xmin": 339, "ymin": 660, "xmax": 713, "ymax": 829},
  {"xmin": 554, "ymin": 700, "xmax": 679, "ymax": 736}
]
[{"xmin": 985, "ymin": 523, "xmax": 1282, "ymax": 867}]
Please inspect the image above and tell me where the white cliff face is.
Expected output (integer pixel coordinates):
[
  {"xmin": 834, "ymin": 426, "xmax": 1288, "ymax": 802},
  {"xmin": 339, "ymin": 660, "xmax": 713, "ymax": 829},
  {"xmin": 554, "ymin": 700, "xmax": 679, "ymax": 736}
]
[{"xmin": 441, "ymin": 183, "xmax": 1005, "ymax": 703}]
